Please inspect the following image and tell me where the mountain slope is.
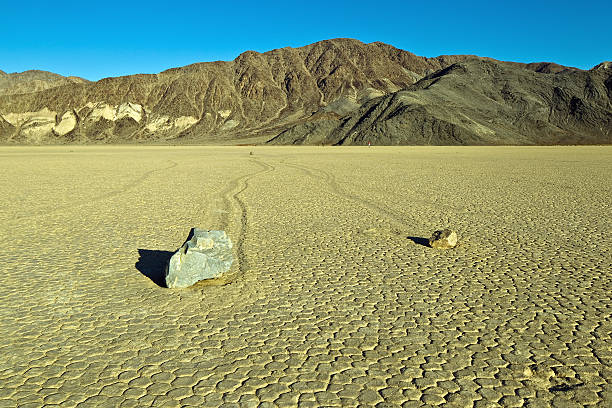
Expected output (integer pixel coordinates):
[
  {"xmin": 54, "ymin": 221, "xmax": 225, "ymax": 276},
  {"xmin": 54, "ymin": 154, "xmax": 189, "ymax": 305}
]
[
  {"xmin": 0, "ymin": 70, "xmax": 89, "ymax": 96},
  {"xmin": 0, "ymin": 39, "xmax": 608, "ymax": 145},
  {"xmin": 270, "ymin": 59, "xmax": 612, "ymax": 145},
  {"xmin": 1, "ymin": 39, "xmax": 444, "ymax": 143}
]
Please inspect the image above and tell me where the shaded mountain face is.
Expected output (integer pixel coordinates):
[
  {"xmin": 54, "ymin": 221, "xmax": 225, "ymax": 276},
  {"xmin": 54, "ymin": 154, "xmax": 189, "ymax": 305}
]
[
  {"xmin": 271, "ymin": 59, "xmax": 612, "ymax": 145},
  {"xmin": 0, "ymin": 39, "xmax": 609, "ymax": 145}
]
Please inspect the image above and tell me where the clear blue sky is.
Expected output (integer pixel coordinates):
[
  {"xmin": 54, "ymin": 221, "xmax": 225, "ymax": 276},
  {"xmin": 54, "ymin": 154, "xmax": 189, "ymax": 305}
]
[{"xmin": 1, "ymin": 0, "xmax": 610, "ymax": 81}]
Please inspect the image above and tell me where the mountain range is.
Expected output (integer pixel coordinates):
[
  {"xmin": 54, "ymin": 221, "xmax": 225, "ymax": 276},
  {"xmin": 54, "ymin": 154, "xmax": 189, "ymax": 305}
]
[{"xmin": 1, "ymin": 39, "xmax": 610, "ymax": 145}]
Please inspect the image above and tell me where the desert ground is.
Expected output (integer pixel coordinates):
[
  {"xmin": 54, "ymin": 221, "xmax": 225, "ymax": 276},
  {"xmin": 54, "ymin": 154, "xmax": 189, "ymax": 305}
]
[{"xmin": 0, "ymin": 145, "xmax": 610, "ymax": 407}]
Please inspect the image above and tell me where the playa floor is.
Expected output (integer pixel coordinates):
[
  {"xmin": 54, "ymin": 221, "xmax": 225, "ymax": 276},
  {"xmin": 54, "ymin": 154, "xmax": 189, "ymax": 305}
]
[{"xmin": 1, "ymin": 146, "xmax": 610, "ymax": 407}]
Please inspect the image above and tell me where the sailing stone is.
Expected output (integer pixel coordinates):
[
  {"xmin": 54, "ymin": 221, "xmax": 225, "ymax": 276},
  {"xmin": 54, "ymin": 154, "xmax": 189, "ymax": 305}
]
[
  {"xmin": 165, "ymin": 228, "xmax": 234, "ymax": 288},
  {"xmin": 429, "ymin": 229, "xmax": 458, "ymax": 249}
]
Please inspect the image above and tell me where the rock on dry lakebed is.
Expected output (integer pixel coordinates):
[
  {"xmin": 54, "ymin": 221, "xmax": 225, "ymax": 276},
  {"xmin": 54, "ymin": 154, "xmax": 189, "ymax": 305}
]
[
  {"xmin": 429, "ymin": 229, "xmax": 458, "ymax": 249},
  {"xmin": 165, "ymin": 228, "xmax": 234, "ymax": 288}
]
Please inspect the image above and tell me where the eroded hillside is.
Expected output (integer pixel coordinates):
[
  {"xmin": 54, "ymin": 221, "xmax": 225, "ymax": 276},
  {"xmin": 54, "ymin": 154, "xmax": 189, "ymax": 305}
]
[
  {"xmin": 0, "ymin": 39, "xmax": 609, "ymax": 145},
  {"xmin": 0, "ymin": 40, "xmax": 437, "ymax": 143},
  {"xmin": 0, "ymin": 70, "xmax": 89, "ymax": 96},
  {"xmin": 270, "ymin": 59, "xmax": 612, "ymax": 145}
]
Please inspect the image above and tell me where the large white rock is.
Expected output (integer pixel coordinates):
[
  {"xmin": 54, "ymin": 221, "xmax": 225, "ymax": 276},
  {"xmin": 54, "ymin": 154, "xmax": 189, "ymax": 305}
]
[{"xmin": 165, "ymin": 229, "xmax": 233, "ymax": 288}]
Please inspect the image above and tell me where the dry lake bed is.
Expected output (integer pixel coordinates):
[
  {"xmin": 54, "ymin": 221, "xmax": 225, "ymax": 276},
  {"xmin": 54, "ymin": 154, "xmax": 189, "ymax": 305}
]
[{"xmin": 0, "ymin": 145, "xmax": 610, "ymax": 407}]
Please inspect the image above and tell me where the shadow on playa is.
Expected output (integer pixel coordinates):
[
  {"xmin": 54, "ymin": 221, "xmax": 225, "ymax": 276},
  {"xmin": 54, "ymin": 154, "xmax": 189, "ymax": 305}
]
[
  {"xmin": 135, "ymin": 249, "xmax": 173, "ymax": 288},
  {"xmin": 407, "ymin": 236, "xmax": 430, "ymax": 247}
]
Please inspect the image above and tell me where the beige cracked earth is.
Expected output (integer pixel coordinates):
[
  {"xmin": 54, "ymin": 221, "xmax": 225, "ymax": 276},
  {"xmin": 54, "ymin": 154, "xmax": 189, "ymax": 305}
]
[{"xmin": 0, "ymin": 145, "xmax": 611, "ymax": 408}]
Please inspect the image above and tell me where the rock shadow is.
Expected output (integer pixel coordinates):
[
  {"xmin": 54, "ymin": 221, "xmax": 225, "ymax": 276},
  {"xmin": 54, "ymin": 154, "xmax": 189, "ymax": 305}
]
[
  {"xmin": 407, "ymin": 236, "xmax": 430, "ymax": 247},
  {"xmin": 135, "ymin": 249, "xmax": 173, "ymax": 288},
  {"xmin": 549, "ymin": 383, "xmax": 584, "ymax": 392}
]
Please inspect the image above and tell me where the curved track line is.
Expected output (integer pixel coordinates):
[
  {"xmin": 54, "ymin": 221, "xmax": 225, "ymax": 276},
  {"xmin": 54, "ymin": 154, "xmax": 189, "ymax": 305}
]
[
  {"xmin": 278, "ymin": 160, "xmax": 416, "ymax": 231},
  {"xmin": 14, "ymin": 160, "xmax": 179, "ymax": 221},
  {"xmin": 202, "ymin": 157, "xmax": 275, "ymax": 285},
  {"xmin": 232, "ymin": 159, "xmax": 275, "ymax": 280}
]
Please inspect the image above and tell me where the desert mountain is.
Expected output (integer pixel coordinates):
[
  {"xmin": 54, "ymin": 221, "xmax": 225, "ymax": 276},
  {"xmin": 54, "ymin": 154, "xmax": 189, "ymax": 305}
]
[
  {"xmin": 0, "ymin": 39, "xmax": 609, "ymax": 145},
  {"xmin": 0, "ymin": 70, "xmax": 89, "ymax": 96},
  {"xmin": 271, "ymin": 59, "xmax": 612, "ymax": 145}
]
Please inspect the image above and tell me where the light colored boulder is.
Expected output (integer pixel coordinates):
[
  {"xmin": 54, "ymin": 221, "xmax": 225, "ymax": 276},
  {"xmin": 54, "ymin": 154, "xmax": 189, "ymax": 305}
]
[
  {"xmin": 165, "ymin": 228, "xmax": 233, "ymax": 288},
  {"xmin": 429, "ymin": 229, "xmax": 458, "ymax": 249}
]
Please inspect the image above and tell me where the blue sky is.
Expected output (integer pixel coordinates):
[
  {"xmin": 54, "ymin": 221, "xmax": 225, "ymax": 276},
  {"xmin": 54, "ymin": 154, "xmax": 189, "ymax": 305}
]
[{"xmin": 1, "ymin": 0, "xmax": 610, "ymax": 81}]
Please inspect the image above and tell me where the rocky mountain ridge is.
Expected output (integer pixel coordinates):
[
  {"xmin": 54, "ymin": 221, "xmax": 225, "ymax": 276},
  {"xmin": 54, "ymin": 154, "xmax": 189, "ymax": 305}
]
[
  {"xmin": 0, "ymin": 39, "xmax": 609, "ymax": 145},
  {"xmin": 0, "ymin": 70, "xmax": 89, "ymax": 96},
  {"xmin": 271, "ymin": 59, "xmax": 611, "ymax": 145}
]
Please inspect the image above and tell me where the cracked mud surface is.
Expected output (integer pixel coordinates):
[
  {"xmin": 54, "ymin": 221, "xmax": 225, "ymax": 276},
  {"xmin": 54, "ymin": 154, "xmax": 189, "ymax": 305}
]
[{"xmin": 1, "ymin": 145, "xmax": 610, "ymax": 407}]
